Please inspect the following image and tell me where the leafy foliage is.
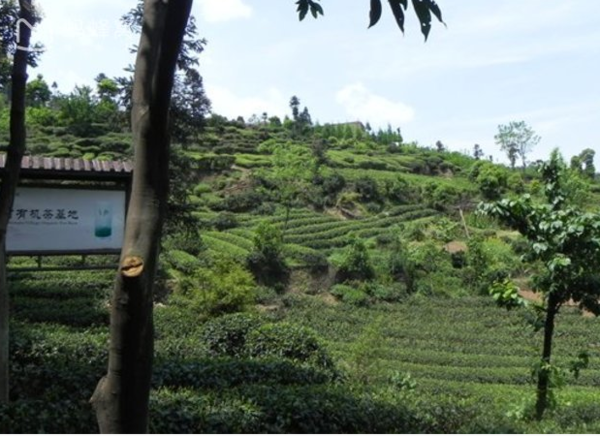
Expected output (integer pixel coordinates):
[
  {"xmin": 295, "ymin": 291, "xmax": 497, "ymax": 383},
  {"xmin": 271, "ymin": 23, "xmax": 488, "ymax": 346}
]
[
  {"xmin": 495, "ymin": 121, "xmax": 541, "ymax": 170},
  {"xmin": 479, "ymin": 149, "xmax": 600, "ymax": 418},
  {"xmin": 177, "ymin": 256, "xmax": 256, "ymax": 316}
]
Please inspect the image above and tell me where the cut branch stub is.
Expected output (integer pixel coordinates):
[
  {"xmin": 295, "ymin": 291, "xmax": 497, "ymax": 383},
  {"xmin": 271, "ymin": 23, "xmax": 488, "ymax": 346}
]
[{"xmin": 121, "ymin": 256, "xmax": 144, "ymax": 278}]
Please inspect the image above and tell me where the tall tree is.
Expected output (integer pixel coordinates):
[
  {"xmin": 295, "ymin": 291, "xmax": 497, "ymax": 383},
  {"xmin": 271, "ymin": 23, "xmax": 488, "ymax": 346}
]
[
  {"xmin": 480, "ymin": 150, "xmax": 600, "ymax": 419},
  {"xmin": 579, "ymin": 148, "xmax": 596, "ymax": 180},
  {"xmin": 0, "ymin": 0, "xmax": 42, "ymax": 98},
  {"xmin": 473, "ymin": 143, "xmax": 484, "ymax": 160},
  {"xmin": 117, "ymin": 2, "xmax": 210, "ymax": 146},
  {"xmin": 289, "ymin": 95, "xmax": 300, "ymax": 121},
  {"xmin": 0, "ymin": 0, "xmax": 36, "ymax": 404},
  {"xmin": 90, "ymin": 0, "xmax": 194, "ymax": 432},
  {"xmin": 495, "ymin": 121, "xmax": 540, "ymax": 171},
  {"xmin": 25, "ymin": 73, "xmax": 51, "ymax": 107}
]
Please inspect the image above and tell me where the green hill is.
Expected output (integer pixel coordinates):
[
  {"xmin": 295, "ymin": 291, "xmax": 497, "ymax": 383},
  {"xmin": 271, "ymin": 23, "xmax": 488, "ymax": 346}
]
[{"xmin": 3, "ymin": 100, "xmax": 600, "ymax": 432}]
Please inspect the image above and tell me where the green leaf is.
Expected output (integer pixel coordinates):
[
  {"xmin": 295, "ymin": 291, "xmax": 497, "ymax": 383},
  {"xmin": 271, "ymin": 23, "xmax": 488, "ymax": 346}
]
[
  {"xmin": 411, "ymin": 0, "xmax": 432, "ymax": 40},
  {"xmin": 296, "ymin": 0, "xmax": 309, "ymax": 21},
  {"xmin": 410, "ymin": 0, "xmax": 445, "ymax": 40},
  {"xmin": 369, "ymin": 0, "xmax": 383, "ymax": 28},
  {"xmin": 310, "ymin": 1, "xmax": 324, "ymax": 18},
  {"xmin": 388, "ymin": 0, "xmax": 406, "ymax": 33},
  {"xmin": 428, "ymin": 0, "xmax": 445, "ymax": 25}
]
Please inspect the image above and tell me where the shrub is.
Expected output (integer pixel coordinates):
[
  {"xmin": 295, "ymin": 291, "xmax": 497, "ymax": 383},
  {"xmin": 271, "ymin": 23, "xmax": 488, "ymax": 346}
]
[
  {"xmin": 216, "ymin": 191, "xmax": 264, "ymax": 213},
  {"xmin": 200, "ymin": 313, "xmax": 264, "ymax": 357},
  {"xmin": 330, "ymin": 284, "xmax": 370, "ymax": 306},
  {"xmin": 355, "ymin": 177, "xmax": 381, "ymax": 203},
  {"xmin": 383, "ymin": 176, "xmax": 414, "ymax": 204},
  {"xmin": 335, "ymin": 236, "xmax": 375, "ymax": 283},
  {"xmin": 366, "ymin": 282, "xmax": 407, "ymax": 302},
  {"xmin": 193, "ymin": 183, "xmax": 212, "ymax": 196},
  {"xmin": 164, "ymin": 232, "xmax": 205, "ymax": 256},
  {"xmin": 245, "ymin": 322, "xmax": 333, "ymax": 369},
  {"xmin": 247, "ymin": 222, "xmax": 289, "ymax": 288},
  {"xmin": 299, "ymin": 251, "xmax": 329, "ymax": 273},
  {"xmin": 178, "ymin": 256, "xmax": 256, "ymax": 316},
  {"xmin": 473, "ymin": 163, "xmax": 508, "ymax": 200},
  {"xmin": 212, "ymin": 212, "xmax": 239, "ymax": 230}
]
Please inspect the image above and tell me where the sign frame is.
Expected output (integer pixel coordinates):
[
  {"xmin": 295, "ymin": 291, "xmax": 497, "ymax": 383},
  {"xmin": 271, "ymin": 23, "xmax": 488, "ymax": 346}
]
[
  {"xmin": 7, "ymin": 183, "xmax": 130, "ymax": 256},
  {"xmin": 1, "ymin": 159, "xmax": 132, "ymax": 270}
]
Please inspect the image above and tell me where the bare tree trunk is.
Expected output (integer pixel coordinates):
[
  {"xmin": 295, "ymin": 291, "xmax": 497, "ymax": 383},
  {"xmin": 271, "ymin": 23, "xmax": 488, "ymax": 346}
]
[
  {"xmin": 535, "ymin": 294, "xmax": 559, "ymax": 420},
  {"xmin": 90, "ymin": 0, "xmax": 193, "ymax": 432},
  {"xmin": 0, "ymin": 0, "xmax": 35, "ymax": 404}
]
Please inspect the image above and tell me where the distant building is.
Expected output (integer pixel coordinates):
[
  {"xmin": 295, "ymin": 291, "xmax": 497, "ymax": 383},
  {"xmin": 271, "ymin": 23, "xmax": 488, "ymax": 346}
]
[{"xmin": 328, "ymin": 121, "xmax": 366, "ymax": 131}]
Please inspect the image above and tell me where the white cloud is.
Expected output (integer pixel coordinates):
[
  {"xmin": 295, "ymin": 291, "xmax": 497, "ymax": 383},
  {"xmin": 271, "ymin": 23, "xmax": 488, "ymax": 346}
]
[
  {"xmin": 197, "ymin": 0, "xmax": 252, "ymax": 23},
  {"xmin": 336, "ymin": 83, "xmax": 415, "ymax": 126},
  {"xmin": 206, "ymin": 85, "xmax": 287, "ymax": 119}
]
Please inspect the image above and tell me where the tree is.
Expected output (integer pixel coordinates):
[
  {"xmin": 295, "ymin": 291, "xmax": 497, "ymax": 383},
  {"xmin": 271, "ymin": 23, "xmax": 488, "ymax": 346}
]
[
  {"xmin": 479, "ymin": 150, "xmax": 600, "ymax": 420},
  {"xmin": 435, "ymin": 140, "xmax": 445, "ymax": 152},
  {"xmin": 0, "ymin": 0, "xmax": 43, "ymax": 98},
  {"xmin": 289, "ymin": 95, "xmax": 300, "ymax": 121},
  {"xmin": 89, "ymin": 0, "xmax": 194, "ymax": 432},
  {"xmin": 495, "ymin": 121, "xmax": 540, "ymax": 171},
  {"xmin": 578, "ymin": 148, "xmax": 596, "ymax": 180},
  {"xmin": 297, "ymin": 0, "xmax": 445, "ymax": 40},
  {"xmin": 25, "ymin": 74, "xmax": 51, "ymax": 107},
  {"xmin": 473, "ymin": 143, "xmax": 484, "ymax": 160},
  {"xmin": 0, "ymin": 0, "xmax": 36, "ymax": 404},
  {"xmin": 117, "ymin": 2, "xmax": 210, "ymax": 145},
  {"xmin": 95, "ymin": 73, "xmax": 120, "ymax": 103}
]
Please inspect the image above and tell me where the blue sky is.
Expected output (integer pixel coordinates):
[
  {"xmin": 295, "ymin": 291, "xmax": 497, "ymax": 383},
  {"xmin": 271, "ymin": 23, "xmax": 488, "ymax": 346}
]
[{"xmin": 29, "ymin": 0, "xmax": 600, "ymax": 165}]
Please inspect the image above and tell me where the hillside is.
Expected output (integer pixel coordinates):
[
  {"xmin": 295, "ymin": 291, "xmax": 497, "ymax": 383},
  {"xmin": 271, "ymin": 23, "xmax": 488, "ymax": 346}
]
[{"xmin": 3, "ymin": 108, "xmax": 600, "ymax": 432}]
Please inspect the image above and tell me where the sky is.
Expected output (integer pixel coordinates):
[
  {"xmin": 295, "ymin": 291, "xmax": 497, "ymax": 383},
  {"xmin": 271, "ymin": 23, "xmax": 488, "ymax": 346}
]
[{"xmin": 23, "ymin": 0, "xmax": 600, "ymax": 166}]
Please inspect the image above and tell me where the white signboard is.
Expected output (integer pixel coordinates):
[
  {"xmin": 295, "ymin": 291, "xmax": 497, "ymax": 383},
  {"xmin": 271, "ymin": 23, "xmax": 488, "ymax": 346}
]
[{"xmin": 7, "ymin": 187, "xmax": 126, "ymax": 253}]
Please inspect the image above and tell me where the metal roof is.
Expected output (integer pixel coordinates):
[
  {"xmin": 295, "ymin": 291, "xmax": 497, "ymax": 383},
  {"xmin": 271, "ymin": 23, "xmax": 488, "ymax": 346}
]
[{"xmin": 0, "ymin": 155, "xmax": 133, "ymax": 181}]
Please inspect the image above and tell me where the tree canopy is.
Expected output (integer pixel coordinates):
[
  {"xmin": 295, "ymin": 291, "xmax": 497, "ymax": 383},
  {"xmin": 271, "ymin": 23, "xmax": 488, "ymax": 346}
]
[
  {"xmin": 296, "ymin": 0, "xmax": 445, "ymax": 40},
  {"xmin": 480, "ymin": 150, "xmax": 600, "ymax": 419}
]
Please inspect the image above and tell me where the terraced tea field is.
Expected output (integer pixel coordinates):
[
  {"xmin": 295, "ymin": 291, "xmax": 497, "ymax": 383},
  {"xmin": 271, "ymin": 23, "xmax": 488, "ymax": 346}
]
[
  {"xmin": 282, "ymin": 294, "xmax": 600, "ymax": 424},
  {"xmin": 8, "ymin": 269, "xmax": 600, "ymax": 432},
  {"xmin": 199, "ymin": 205, "xmax": 439, "ymax": 263}
]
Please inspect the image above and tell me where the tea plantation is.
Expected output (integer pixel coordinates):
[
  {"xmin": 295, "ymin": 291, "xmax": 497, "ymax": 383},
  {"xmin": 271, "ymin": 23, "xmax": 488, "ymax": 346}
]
[
  {"xmin": 2, "ymin": 103, "xmax": 600, "ymax": 433},
  {"xmin": 4, "ymin": 265, "xmax": 600, "ymax": 433}
]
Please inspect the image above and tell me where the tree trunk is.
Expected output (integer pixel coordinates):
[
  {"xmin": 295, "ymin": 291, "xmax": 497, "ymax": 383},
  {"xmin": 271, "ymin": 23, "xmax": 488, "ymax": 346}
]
[
  {"xmin": 535, "ymin": 294, "xmax": 559, "ymax": 420},
  {"xmin": 90, "ymin": 0, "xmax": 193, "ymax": 432},
  {"xmin": 0, "ymin": 0, "xmax": 35, "ymax": 404}
]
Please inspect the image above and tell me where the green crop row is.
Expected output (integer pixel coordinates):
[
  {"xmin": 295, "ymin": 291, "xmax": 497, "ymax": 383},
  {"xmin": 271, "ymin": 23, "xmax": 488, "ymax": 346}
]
[
  {"xmin": 202, "ymin": 234, "xmax": 250, "ymax": 260},
  {"xmin": 244, "ymin": 209, "xmax": 322, "ymax": 227},
  {"xmin": 204, "ymin": 231, "xmax": 255, "ymax": 252},
  {"xmin": 278, "ymin": 215, "xmax": 340, "ymax": 231},
  {"xmin": 285, "ymin": 210, "xmax": 438, "ymax": 247},
  {"xmin": 234, "ymin": 154, "xmax": 272, "ymax": 168},
  {"xmin": 384, "ymin": 204, "xmax": 425, "ymax": 217},
  {"xmin": 371, "ymin": 359, "xmax": 600, "ymax": 387}
]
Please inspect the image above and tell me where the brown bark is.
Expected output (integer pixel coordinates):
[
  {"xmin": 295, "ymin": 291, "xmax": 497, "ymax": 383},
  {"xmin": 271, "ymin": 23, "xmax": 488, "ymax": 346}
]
[
  {"xmin": 90, "ymin": 0, "xmax": 193, "ymax": 433},
  {"xmin": 535, "ymin": 293, "xmax": 559, "ymax": 420},
  {"xmin": 0, "ymin": 0, "xmax": 35, "ymax": 404}
]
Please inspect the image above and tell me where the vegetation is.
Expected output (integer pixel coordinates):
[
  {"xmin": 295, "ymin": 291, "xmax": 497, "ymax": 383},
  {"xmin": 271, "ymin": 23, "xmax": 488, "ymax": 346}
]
[
  {"xmin": 2, "ymin": 0, "xmax": 600, "ymax": 433},
  {"xmin": 480, "ymin": 150, "xmax": 600, "ymax": 419}
]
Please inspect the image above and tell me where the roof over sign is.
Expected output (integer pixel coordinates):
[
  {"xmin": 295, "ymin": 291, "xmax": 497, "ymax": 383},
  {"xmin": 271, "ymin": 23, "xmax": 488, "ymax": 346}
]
[{"xmin": 0, "ymin": 155, "xmax": 133, "ymax": 181}]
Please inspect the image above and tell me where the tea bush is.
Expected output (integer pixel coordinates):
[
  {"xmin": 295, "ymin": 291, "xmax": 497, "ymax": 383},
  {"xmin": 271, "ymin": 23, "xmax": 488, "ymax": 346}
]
[
  {"xmin": 177, "ymin": 256, "xmax": 256, "ymax": 316},
  {"xmin": 335, "ymin": 236, "xmax": 375, "ymax": 283},
  {"xmin": 200, "ymin": 313, "xmax": 264, "ymax": 358},
  {"xmin": 245, "ymin": 322, "xmax": 334, "ymax": 370}
]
